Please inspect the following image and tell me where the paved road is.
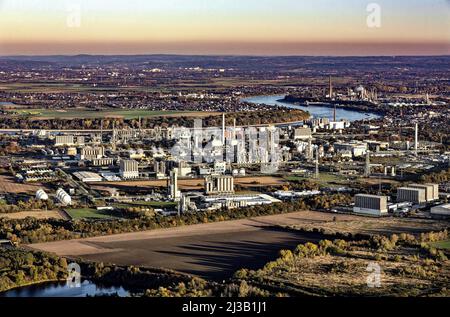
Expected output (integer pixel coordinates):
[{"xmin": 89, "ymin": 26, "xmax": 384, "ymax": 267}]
[{"xmin": 29, "ymin": 211, "xmax": 346, "ymax": 280}]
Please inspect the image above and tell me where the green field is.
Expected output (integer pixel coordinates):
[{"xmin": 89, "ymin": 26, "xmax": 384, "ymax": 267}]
[
  {"xmin": 284, "ymin": 173, "xmax": 348, "ymax": 186},
  {"xmin": 113, "ymin": 201, "xmax": 177, "ymax": 209},
  {"xmin": 66, "ymin": 208, "xmax": 118, "ymax": 220},
  {"xmin": 430, "ymin": 240, "xmax": 450, "ymax": 250},
  {"xmin": 9, "ymin": 108, "xmax": 196, "ymax": 120}
]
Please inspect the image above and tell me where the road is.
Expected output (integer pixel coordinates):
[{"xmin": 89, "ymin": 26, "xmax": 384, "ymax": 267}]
[{"xmin": 29, "ymin": 211, "xmax": 356, "ymax": 280}]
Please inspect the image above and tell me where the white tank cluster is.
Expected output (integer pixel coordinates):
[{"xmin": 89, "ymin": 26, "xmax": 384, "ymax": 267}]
[
  {"xmin": 35, "ymin": 189, "xmax": 48, "ymax": 201},
  {"xmin": 232, "ymin": 168, "xmax": 246, "ymax": 177},
  {"xmin": 56, "ymin": 188, "xmax": 72, "ymax": 206}
]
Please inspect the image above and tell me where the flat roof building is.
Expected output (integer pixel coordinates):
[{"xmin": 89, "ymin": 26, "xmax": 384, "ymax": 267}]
[
  {"xmin": 73, "ymin": 171, "xmax": 103, "ymax": 183},
  {"xmin": 353, "ymin": 194, "xmax": 388, "ymax": 216},
  {"xmin": 293, "ymin": 127, "xmax": 312, "ymax": 140},
  {"xmin": 397, "ymin": 187, "xmax": 426, "ymax": 204},
  {"xmin": 430, "ymin": 203, "xmax": 450, "ymax": 218},
  {"xmin": 408, "ymin": 184, "xmax": 439, "ymax": 202}
]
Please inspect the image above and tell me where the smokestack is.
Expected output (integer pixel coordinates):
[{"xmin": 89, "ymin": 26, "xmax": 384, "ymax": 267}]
[
  {"xmin": 222, "ymin": 113, "xmax": 226, "ymax": 144},
  {"xmin": 364, "ymin": 150, "xmax": 371, "ymax": 177},
  {"xmin": 415, "ymin": 123, "xmax": 419, "ymax": 155},
  {"xmin": 328, "ymin": 76, "xmax": 333, "ymax": 99},
  {"xmin": 315, "ymin": 147, "xmax": 319, "ymax": 179}
]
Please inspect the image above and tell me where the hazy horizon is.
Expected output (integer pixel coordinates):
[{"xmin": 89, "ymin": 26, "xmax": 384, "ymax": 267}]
[{"xmin": 1, "ymin": 0, "xmax": 449, "ymax": 56}]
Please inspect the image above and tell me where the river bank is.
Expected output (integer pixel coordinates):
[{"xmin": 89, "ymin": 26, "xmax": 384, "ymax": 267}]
[{"xmin": 242, "ymin": 95, "xmax": 381, "ymax": 121}]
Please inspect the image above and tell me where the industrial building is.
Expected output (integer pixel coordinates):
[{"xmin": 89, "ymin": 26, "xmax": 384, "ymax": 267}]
[
  {"xmin": 35, "ymin": 189, "xmax": 48, "ymax": 201},
  {"xmin": 430, "ymin": 203, "xmax": 450, "ymax": 218},
  {"xmin": 89, "ymin": 157, "xmax": 114, "ymax": 167},
  {"xmin": 119, "ymin": 159, "xmax": 139, "ymax": 179},
  {"xmin": 293, "ymin": 127, "xmax": 312, "ymax": 140},
  {"xmin": 202, "ymin": 194, "xmax": 281, "ymax": 210},
  {"xmin": 334, "ymin": 142, "xmax": 367, "ymax": 157},
  {"xmin": 54, "ymin": 135, "xmax": 84, "ymax": 147},
  {"xmin": 408, "ymin": 184, "xmax": 439, "ymax": 202},
  {"xmin": 56, "ymin": 188, "xmax": 72, "ymax": 206},
  {"xmin": 353, "ymin": 194, "xmax": 388, "ymax": 216},
  {"xmin": 397, "ymin": 187, "xmax": 426, "ymax": 204},
  {"xmin": 73, "ymin": 171, "xmax": 103, "ymax": 183},
  {"xmin": 205, "ymin": 175, "xmax": 234, "ymax": 195},
  {"xmin": 80, "ymin": 146, "xmax": 105, "ymax": 160},
  {"xmin": 168, "ymin": 169, "xmax": 181, "ymax": 201}
]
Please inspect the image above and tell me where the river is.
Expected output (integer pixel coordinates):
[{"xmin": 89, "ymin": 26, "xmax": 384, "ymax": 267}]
[
  {"xmin": 0, "ymin": 279, "xmax": 139, "ymax": 297},
  {"xmin": 242, "ymin": 95, "xmax": 380, "ymax": 122}
]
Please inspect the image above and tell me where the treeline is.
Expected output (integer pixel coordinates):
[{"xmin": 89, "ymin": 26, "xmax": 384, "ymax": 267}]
[
  {"xmin": 420, "ymin": 167, "xmax": 450, "ymax": 183},
  {"xmin": 0, "ymin": 198, "xmax": 56, "ymax": 214},
  {"xmin": 0, "ymin": 194, "xmax": 351, "ymax": 244},
  {"xmin": 0, "ymin": 108, "xmax": 308, "ymax": 130},
  {"xmin": 0, "ymin": 249, "xmax": 68, "ymax": 293}
]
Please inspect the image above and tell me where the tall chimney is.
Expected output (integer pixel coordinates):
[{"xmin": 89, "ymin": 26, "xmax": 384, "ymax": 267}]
[
  {"xmin": 222, "ymin": 113, "xmax": 226, "ymax": 144},
  {"xmin": 328, "ymin": 76, "xmax": 333, "ymax": 99},
  {"xmin": 415, "ymin": 123, "xmax": 419, "ymax": 155}
]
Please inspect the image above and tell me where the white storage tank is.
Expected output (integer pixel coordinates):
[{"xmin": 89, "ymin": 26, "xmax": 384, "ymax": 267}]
[
  {"xmin": 239, "ymin": 168, "xmax": 246, "ymax": 176},
  {"xmin": 56, "ymin": 188, "xmax": 72, "ymax": 206},
  {"xmin": 36, "ymin": 189, "xmax": 49, "ymax": 201}
]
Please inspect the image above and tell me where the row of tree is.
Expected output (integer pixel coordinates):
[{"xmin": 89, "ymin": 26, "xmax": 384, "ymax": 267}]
[{"xmin": 0, "ymin": 194, "xmax": 352, "ymax": 244}]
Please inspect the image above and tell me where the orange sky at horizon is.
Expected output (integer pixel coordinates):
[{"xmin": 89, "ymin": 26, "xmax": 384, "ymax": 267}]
[{"xmin": 0, "ymin": 0, "xmax": 449, "ymax": 56}]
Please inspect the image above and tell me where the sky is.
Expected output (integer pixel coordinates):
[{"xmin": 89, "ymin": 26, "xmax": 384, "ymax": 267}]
[{"xmin": 0, "ymin": 0, "xmax": 449, "ymax": 56}]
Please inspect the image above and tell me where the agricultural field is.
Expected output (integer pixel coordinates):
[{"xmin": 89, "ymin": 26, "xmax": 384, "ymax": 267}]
[
  {"xmin": 430, "ymin": 240, "xmax": 450, "ymax": 250},
  {"xmin": 65, "ymin": 208, "xmax": 119, "ymax": 220},
  {"xmin": 7, "ymin": 108, "xmax": 214, "ymax": 120},
  {"xmin": 0, "ymin": 173, "xmax": 45, "ymax": 194},
  {"xmin": 284, "ymin": 173, "xmax": 348, "ymax": 187},
  {"xmin": 112, "ymin": 201, "xmax": 177, "ymax": 209},
  {"xmin": 0, "ymin": 210, "xmax": 63, "ymax": 220},
  {"xmin": 286, "ymin": 216, "xmax": 448, "ymax": 236}
]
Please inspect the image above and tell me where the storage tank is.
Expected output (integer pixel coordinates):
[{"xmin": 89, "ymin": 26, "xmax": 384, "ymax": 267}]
[
  {"xmin": 36, "ymin": 189, "xmax": 49, "ymax": 201},
  {"xmin": 239, "ymin": 168, "xmax": 246, "ymax": 176},
  {"xmin": 56, "ymin": 188, "xmax": 72, "ymax": 206}
]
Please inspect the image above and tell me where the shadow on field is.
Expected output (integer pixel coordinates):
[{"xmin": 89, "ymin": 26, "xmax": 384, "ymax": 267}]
[{"xmin": 155, "ymin": 226, "xmax": 320, "ymax": 280}]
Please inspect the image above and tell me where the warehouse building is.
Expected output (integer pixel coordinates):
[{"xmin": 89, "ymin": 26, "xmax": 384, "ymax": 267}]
[
  {"xmin": 430, "ymin": 203, "xmax": 450, "ymax": 218},
  {"xmin": 353, "ymin": 194, "xmax": 388, "ymax": 216},
  {"xmin": 73, "ymin": 171, "xmax": 103, "ymax": 183},
  {"xmin": 408, "ymin": 184, "xmax": 439, "ymax": 202},
  {"xmin": 293, "ymin": 127, "xmax": 312, "ymax": 140},
  {"xmin": 397, "ymin": 187, "xmax": 426, "ymax": 204}
]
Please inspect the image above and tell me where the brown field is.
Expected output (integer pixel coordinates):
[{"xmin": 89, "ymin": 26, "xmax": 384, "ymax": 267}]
[
  {"xmin": 0, "ymin": 174, "xmax": 45, "ymax": 194},
  {"xmin": 358, "ymin": 178, "xmax": 401, "ymax": 186},
  {"xmin": 28, "ymin": 210, "xmax": 447, "ymax": 280},
  {"xmin": 0, "ymin": 210, "xmax": 63, "ymax": 220},
  {"xmin": 30, "ymin": 110, "xmax": 221, "ymax": 120},
  {"xmin": 288, "ymin": 216, "xmax": 449, "ymax": 236},
  {"xmin": 91, "ymin": 176, "xmax": 286, "ymax": 192}
]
